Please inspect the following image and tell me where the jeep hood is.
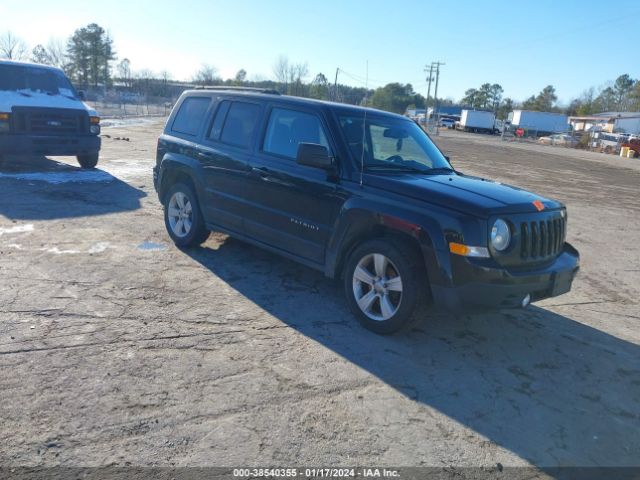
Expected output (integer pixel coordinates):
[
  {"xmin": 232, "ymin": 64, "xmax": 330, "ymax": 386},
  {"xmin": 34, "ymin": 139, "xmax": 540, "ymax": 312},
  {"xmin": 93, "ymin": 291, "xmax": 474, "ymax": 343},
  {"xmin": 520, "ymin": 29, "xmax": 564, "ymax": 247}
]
[
  {"xmin": 0, "ymin": 91, "xmax": 98, "ymax": 116},
  {"xmin": 364, "ymin": 172, "xmax": 562, "ymax": 217}
]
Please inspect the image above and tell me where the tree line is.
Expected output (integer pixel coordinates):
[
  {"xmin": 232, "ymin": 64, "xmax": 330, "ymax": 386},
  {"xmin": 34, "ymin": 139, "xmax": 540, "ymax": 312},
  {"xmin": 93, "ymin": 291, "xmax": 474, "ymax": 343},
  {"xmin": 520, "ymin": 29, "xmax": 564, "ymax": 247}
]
[
  {"xmin": 460, "ymin": 75, "xmax": 640, "ymax": 119},
  {"xmin": 1, "ymin": 26, "xmax": 639, "ymax": 116}
]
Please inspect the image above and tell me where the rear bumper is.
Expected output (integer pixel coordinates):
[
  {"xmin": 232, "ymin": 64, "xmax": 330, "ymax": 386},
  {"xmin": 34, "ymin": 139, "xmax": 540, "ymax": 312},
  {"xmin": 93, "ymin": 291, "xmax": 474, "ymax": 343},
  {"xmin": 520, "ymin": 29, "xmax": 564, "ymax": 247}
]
[
  {"xmin": 0, "ymin": 133, "xmax": 101, "ymax": 156},
  {"xmin": 432, "ymin": 243, "xmax": 580, "ymax": 312}
]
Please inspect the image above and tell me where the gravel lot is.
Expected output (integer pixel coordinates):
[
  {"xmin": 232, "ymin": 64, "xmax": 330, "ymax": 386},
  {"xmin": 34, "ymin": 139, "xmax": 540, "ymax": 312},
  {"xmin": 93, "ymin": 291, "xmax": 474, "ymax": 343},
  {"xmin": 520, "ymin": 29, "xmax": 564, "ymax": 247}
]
[{"xmin": 0, "ymin": 121, "xmax": 638, "ymax": 473}]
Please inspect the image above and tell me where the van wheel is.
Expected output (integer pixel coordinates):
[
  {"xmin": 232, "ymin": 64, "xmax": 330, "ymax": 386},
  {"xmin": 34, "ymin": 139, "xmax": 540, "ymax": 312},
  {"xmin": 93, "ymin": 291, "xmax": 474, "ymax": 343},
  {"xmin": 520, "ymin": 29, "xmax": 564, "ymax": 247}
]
[
  {"xmin": 164, "ymin": 182, "xmax": 209, "ymax": 247},
  {"xmin": 344, "ymin": 239, "xmax": 425, "ymax": 334},
  {"xmin": 77, "ymin": 154, "xmax": 99, "ymax": 169}
]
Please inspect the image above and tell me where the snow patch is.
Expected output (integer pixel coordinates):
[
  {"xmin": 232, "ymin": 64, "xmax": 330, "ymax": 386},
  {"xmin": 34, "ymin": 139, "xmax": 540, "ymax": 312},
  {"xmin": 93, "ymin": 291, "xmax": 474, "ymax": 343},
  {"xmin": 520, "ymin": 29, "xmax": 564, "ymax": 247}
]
[
  {"xmin": 40, "ymin": 247, "xmax": 81, "ymax": 255},
  {"xmin": 0, "ymin": 170, "xmax": 114, "ymax": 184},
  {"xmin": 5, "ymin": 243, "xmax": 23, "ymax": 250},
  {"xmin": 0, "ymin": 224, "xmax": 34, "ymax": 236},
  {"xmin": 101, "ymin": 117, "xmax": 158, "ymax": 128},
  {"xmin": 88, "ymin": 242, "xmax": 110, "ymax": 254},
  {"xmin": 99, "ymin": 160, "xmax": 149, "ymax": 180}
]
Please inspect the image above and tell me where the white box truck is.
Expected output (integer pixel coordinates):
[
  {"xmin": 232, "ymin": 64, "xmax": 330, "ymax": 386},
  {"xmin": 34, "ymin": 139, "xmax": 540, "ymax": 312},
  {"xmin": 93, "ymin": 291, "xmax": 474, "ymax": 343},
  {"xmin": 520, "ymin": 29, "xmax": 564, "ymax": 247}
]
[
  {"xmin": 457, "ymin": 110, "xmax": 496, "ymax": 134},
  {"xmin": 509, "ymin": 110, "xmax": 568, "ymax": 136}
]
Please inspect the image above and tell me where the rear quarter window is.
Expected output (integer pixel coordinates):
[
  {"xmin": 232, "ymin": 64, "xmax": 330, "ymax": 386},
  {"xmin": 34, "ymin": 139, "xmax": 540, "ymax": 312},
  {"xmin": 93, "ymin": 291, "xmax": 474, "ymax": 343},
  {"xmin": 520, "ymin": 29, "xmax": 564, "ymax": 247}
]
[{"xmin": 171, "ymin": 97, "xmax": 211, "ymax": 136}]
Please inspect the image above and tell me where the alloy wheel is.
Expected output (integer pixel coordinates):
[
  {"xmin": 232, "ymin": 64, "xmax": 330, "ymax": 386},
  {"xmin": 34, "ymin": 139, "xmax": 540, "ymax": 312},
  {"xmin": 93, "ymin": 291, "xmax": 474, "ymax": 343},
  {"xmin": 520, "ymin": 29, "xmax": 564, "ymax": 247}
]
[
  {"xmin": 352, "ymin": 253, "xmax": 403, "ymax": 321},
  {"xmin": 167, "ymin": 191, "xmax": 193, "ymax": 238}
]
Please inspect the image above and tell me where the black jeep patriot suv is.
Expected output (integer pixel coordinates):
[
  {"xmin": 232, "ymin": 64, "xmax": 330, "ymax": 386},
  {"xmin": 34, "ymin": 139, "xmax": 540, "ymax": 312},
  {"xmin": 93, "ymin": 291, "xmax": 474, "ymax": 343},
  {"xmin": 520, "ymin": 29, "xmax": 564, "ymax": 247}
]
[{"xmin": 154, "ymin": 87, "xmax": 579, "ymax": 334}]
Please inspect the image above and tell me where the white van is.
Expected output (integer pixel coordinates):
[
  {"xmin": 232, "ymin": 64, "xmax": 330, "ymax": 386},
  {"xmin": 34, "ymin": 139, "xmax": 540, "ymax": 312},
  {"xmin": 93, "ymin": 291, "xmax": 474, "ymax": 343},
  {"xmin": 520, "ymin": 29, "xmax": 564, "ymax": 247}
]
[{"xmin": 0, "ymin": 60, "xmax": 101, "ymax": 168}]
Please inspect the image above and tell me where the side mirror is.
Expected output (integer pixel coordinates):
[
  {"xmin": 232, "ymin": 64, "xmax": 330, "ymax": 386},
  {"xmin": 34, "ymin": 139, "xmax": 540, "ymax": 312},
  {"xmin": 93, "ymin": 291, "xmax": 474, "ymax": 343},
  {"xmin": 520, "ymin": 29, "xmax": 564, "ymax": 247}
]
[
  {"xmin": 78, "ymin": 90, "xmax": 86, "ymax": 101},
  {"xmin": 297, "ymin": 143, "xmax": 334, "ymax": 171}
]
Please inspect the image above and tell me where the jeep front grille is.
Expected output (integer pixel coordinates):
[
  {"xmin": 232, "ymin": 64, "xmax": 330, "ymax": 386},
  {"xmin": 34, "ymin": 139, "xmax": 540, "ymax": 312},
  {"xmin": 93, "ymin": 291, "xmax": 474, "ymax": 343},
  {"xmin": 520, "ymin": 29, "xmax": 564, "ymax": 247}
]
[{"xmin": 520, "ymin": 216, "xmax": 566, "ymax": 260}]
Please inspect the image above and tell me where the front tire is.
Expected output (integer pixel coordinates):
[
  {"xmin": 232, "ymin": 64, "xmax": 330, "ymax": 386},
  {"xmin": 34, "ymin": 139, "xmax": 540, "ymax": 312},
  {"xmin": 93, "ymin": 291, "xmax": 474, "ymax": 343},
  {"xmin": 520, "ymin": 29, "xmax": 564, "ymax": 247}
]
[
  {"xmin": 163, "ymin": 182, "xmax": 210, "ymax": 247},
  {"xmin": 344, "ymin": 239, "xmax": 426, "ymax": 334},
  {"xmin": 77, "ymin": 153, "xmax": 99, "ymax": 169}
]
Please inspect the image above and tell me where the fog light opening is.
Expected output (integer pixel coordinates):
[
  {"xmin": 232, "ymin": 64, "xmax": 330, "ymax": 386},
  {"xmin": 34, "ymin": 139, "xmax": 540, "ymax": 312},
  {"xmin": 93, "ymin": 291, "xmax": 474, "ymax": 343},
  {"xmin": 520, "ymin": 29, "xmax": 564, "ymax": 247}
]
[{"xmin": 522, "ymin": 294, "xmax": 531, "ymax": 308}]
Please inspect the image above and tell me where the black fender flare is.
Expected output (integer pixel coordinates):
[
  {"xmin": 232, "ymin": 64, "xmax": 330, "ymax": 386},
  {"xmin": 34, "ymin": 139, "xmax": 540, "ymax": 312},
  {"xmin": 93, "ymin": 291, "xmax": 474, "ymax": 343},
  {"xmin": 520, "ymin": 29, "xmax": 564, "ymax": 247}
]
[
  {"xmin": 325, "ymin": 197, "xmax": 452, "ymax": 287},
  {"xmin": 157, "ymin": 152, "xmax": 207, "ymax": 204}
]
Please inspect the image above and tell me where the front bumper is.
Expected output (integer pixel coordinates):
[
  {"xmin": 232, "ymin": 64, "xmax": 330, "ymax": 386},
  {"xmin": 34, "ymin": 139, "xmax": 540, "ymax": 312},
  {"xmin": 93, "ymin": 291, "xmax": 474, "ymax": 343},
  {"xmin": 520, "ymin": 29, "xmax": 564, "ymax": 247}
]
[
  {"xmin": 0, "ymin": 133, "xmax": 101, "ymax": 157},
  {"xmin": 432, "ymin": 243, "xmax": 580, "ymax": 312}
]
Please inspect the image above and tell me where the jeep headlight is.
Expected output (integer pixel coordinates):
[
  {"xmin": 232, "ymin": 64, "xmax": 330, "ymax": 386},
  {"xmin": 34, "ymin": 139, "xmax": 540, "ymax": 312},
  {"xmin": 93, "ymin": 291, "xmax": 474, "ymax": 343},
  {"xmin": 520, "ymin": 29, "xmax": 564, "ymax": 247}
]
[{"xmin": 491, "ymin": 219, "xmax": 511, "ymax": 252}]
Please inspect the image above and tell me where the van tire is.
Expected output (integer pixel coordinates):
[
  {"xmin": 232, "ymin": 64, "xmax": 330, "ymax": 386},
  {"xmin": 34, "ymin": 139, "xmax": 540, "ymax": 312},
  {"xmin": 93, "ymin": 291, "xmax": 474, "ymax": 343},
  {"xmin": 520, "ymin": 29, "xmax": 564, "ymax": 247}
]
[{"xmin": 77, "ymin": 154, "xmax": 99, "ymax": 169}]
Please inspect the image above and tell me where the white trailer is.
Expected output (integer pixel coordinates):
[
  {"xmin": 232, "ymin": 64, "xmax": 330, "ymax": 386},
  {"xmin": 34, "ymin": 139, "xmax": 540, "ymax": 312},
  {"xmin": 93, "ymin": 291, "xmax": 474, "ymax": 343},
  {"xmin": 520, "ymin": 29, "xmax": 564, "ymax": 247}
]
[
  {"xmin": 458, "ymin": 110, "xmax": 496, "ymax": 134},
  {"xmin": 510, "ymin": 110, "xmax": 568, "ymax": 135}
]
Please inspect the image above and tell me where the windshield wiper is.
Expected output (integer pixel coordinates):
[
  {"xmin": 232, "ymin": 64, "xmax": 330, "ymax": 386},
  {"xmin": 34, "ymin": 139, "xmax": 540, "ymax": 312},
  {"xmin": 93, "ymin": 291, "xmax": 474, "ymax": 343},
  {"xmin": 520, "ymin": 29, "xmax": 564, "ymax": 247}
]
[
  {"xmin": 366, "ymin": 165, "xmax": 455, "ymax": 175},
  {"xmin": 365, "ymin": 165, "xmax": 429, "ymax": 174},
  {"xmin": 425, "ymin": 167, "xmax": 456, "ymax": 174}
]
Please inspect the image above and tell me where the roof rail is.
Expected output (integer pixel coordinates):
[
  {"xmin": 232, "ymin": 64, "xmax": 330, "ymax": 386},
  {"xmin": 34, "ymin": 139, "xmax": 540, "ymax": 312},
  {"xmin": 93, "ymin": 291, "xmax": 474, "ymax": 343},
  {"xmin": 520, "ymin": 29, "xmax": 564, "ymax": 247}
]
[{"xmin": 194, "ymin": 85, "xmax": 280, "ymax": 95}]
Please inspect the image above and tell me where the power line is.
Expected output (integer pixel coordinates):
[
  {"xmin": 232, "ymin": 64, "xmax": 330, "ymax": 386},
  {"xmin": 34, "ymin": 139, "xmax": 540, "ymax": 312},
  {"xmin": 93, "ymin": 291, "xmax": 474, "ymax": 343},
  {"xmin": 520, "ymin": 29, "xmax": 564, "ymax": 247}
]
[{"xmin": 425, "ymin": 61, "xmax": 445, "ymax": 135}]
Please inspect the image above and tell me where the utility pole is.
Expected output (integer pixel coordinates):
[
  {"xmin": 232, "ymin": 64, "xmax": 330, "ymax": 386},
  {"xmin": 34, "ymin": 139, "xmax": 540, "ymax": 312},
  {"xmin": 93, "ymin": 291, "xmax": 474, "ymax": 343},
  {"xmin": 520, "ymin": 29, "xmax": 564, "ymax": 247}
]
[
  {"xmin": 333, "ymin": 68, "xmax": 340, "ymax": 102},
  {"xmin": 431, "ymin": 61, "xmax": 445, "ymax": 136},
  {"xmin": 424, "ymin": 64, "xmax": 434, "ymax": 128}
]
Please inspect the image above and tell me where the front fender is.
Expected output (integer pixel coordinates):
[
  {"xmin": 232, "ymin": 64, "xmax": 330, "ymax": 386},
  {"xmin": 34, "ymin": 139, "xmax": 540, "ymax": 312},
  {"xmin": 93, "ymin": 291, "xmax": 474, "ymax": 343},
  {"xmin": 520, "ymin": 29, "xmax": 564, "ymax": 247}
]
[{"xmin": 325, "ymin": 197, "xmax": 452, "ymax": 285}]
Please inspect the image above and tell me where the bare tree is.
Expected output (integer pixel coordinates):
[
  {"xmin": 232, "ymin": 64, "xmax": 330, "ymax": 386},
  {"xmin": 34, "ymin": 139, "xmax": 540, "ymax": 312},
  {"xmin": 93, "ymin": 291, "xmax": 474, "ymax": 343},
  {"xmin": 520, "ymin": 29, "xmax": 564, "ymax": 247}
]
[
  {"xmin": 30, "ymin": 38, "xmax": 68, "ymax": 69},
  {"xmin": 159, "ymin": 70, "xmax": 172, "ymax": 96},
  {"xmin": 160, "ymin": 70, "xmax": 172, "ymax": 83},
  {"xmin": 193, "ymin": 64, "xmax": 219, "ymax": 85},
  {"xmin": 273, "ymin": 56, "xmax": 308, "ymax": 95},
  {"xmin": 272, "ymin": 55, "xmax": 289, "ymax": 91},
  {"xmin": 0, "ymin": 31, "xmax": 29, "ymax": 60},
  {"xmin": 43, "ymin": 38, "xmax": 68, "ymax": 70},
  {"xmin": 135, "ymin": 68, "xmax": 155, "ymax": 95},
  {"xmin": 290, "ymin": 62, "xmax": 308, "ymax": 96},
  {"xmin": 117, "ymin": 58, "xmax": 132, "ymax": 87}
]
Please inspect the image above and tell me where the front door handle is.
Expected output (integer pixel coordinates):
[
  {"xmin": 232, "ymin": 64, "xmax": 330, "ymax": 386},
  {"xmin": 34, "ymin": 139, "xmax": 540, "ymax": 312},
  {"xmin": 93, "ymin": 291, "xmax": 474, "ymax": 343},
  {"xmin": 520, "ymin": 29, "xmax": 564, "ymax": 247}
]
[{"xmin": 197, "ymin": 150, "xmax": 213, "ymax": 159}]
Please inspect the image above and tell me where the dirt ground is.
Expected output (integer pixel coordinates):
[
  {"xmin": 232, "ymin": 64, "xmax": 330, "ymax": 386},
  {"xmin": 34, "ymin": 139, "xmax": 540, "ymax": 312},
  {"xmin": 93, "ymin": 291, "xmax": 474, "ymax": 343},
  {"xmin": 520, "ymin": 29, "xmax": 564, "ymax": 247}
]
[{"xmin": 0, "ymin": 121, "xmax": 638, "ymax": 473}]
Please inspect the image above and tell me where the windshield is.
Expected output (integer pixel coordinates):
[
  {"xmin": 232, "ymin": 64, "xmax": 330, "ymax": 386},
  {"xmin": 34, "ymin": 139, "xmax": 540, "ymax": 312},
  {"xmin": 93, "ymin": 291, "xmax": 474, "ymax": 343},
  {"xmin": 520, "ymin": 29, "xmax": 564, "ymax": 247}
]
[
  {"xmin": 0, "ymin": 64, "xmax": 77, "ymax": 97},
  {"xmin": 338, "ymin": 114, "xmax": 452, "ymax": 173}
]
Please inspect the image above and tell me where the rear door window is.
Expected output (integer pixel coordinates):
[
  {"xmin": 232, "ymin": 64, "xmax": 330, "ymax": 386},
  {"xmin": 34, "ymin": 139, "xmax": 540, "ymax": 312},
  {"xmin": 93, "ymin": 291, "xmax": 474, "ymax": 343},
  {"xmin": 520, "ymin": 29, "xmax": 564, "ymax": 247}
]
[
  {"xmin": 219, "ymin": 102, "xmax": 261, "ymax": 149},
  {"xmin": 208, "ymin": 100, "xmax": 231, "ymax": 140},
  {"xmin": 263, "ymin": 108, "xmax": 330, "ymax": 159},
  {"xmin": 171, "ymin": 97, "xmax": 211, "ymax": 136}
]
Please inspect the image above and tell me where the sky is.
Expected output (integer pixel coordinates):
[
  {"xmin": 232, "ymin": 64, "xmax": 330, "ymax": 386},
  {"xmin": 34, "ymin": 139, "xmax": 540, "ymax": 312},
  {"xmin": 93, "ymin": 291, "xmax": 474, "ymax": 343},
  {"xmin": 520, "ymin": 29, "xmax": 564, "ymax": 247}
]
[{"xmin": 2, "ymin": 0, "xmax": 639, "ymax": 104}]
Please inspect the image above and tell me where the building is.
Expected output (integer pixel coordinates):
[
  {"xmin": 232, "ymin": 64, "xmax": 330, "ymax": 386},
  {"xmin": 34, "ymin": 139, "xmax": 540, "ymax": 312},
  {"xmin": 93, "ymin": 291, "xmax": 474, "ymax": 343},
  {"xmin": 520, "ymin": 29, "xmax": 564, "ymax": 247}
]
[
  {"xmin": 405, "ymin": 108, "xmax": 426, "ymax": 118},
  {"xmin": 430, "ymin": 105, "xmax": 464, "ymax": 117},
  {"xmin": 569, "ymin": 112, "xmax": 640, "ymax": 134}
]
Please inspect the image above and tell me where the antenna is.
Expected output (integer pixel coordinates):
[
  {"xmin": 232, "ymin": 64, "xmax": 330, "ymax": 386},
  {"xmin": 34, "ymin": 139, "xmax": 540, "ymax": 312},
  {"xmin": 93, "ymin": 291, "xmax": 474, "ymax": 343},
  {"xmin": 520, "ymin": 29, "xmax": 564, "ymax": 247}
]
[{"xmin": 359, "ymin": 60, "xmax": 368, "ymax": 187}]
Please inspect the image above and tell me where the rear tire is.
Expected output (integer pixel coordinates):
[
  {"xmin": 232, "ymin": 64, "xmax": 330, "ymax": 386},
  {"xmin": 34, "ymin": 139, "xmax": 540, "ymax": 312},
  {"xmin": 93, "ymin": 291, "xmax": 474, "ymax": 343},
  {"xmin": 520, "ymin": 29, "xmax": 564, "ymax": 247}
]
[
  {"xmin": 163, "ymin": 182, "xmax": 210, "ymax": 248},
  {"xmin": 343, "ymin": 239, "xmax": 426, "ymax": 334},
  {"xmin": 77, "ymin": 153, "xmax": 99, "ymax": 169}
]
